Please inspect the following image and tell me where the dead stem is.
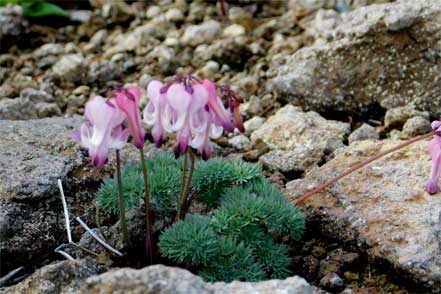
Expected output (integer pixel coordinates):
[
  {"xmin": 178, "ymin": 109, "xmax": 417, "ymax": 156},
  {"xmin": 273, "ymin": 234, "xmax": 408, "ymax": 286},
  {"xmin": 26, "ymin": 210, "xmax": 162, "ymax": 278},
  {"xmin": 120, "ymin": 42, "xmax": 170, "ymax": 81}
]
[{"xmin": 294, "ymin": 131, "xmax": 435, "ymax": 204}]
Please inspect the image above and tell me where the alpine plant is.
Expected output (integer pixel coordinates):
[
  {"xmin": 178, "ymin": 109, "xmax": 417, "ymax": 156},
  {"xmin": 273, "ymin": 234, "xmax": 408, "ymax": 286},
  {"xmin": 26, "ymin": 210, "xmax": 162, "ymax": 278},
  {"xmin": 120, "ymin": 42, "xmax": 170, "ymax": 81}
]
[{"xmin": 144, "ymin": 74, "xmax": 244, "ymax": 160}]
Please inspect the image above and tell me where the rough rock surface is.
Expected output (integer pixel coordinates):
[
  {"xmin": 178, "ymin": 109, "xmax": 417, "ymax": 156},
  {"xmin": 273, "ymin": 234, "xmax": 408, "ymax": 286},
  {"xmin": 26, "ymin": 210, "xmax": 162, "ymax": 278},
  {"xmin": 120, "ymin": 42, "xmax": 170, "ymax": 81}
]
[
  {"xmin": 0, "ymin": 117, "xmax": 155, "ymax": 275},
  {"xmin": 83, "ymin": 264, "xmax": 323, "ymax": 294},
  {"xmin": 181, "ymin": 20, "xmax": 222, "ymax": 47},
  {"xmin": 269, "ymin": 0, "xmax": 441, "ymax": 117},
  {"xmin": 0, "ymin": 117, "xmax": 83, "ymax": 275},
  {"xmin": 348, "ymin": 123, "xmax": 379, "ymax": 144},
  {"xmin": 251, "ymin": 105, "xmax": 349, "ymax": 173},
  {"xmin": 384, "ymin": 105, "xmax": 430, "ymax": 130},
  {"xmin": 52, "ymin": 54, "xmax": 86, "ymax": 83},
  {"xmin": 401, "ymin": 116, "xmax": 432, "ymax": 139},
  {"xmin": 286, "ymin": 139, "xmax": 441, "ymax": 291},
  {"xmin": 0, "ymin": 259, "xmax": 105, "ymax": 294}
]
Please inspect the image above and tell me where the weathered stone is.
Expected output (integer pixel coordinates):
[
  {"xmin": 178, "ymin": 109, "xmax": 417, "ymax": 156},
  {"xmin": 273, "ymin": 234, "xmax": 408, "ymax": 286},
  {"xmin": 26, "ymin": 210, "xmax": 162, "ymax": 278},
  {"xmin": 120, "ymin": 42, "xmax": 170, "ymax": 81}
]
[
  {"xmin": 20, "ymin": 88, "xmax": 54, "ymax": 103},
  {"xmin": 319, "ymin": 260, "xmax": 342, "ymax": 278},
  {"xmin": 0, "ymin": 97, "xmax": 37, "ymax": 120},
  {"xmin": 101, "ymin": 2, "xmax": 133, "ymax": 23},
  {"xmin": 260, "ymin": 148, "xmax": 323, "ymax": 174},
  {"xmin": 243, "ymin": 116, "xmax": 266, "ymax": 135},
  {"xmin": 104, "ymin": 23, "xmax": 165, "ymax": 57},
  {"xmin": 319, "ymin": 273, "xmax": 345, "ymax": 293},
  {"xmin": 401, "ymin": 116, "xmax": 432, "ymax": 139},
  {"xmin": 251, "ymin": 105, "xmax": 349, "ymax": 170},
  {"xmin": 0, "ymin": 258, "xmax": 105, "ymax": 293},
  {"xmin": 228, "ymin": 135, "xmax": 250, "ymax": 150},
  {"xmin": 83, "ymin": 264, "xmax": 320, "ymax": 293},
  {"xmin": 181, "ymin": 20, "xmax": 222, "ymax": 47},
  {"xmin": 223, "ymin": 24, "xmax": 246, "ymax": 38},
  {"xmin": 84, "ymin": 29, "xmax": 108, "ymax": 53},
  {"xmin": 269, "ymin": 0, "xmax": 441, "ymax": 117},
  {"xmin": 52, "ymin": 54, "xmax": 86, "ymax": 83},
  {"xmin": 348, "ymin": 123, "xmax": 379, "ymax": 144},
  {"xmin": 36, "ymin": 102, "xmax": 62, "ymax": 118},
  {"xmin": 199, "ymin": 60, "xmax": 220, "ymax": 78},
  {"xmin": 146, "ymin": 6, "xmax": 161, "ymax": 19},
  {"xmin": 33, "ymin": 43, "xmax": 65, "ymax": 58},
  {"xmin": 287, "ymin": 139, "xmax": 441, "ymax": 291},
  {"xmin": 88, "ymin": 60, "xmax": 122, "ymax": 84},
  {"xmin": 165, "ymin": 8, "xmax": 184, "ymax": 23},
  {"xmin": 251, "ymin": 105, "xmax": 349, "ymax": 150},
  {"xmin": 0, "ymin": 117, "xmax": 89, "ymax": 275},
  {"xmin": 306, "ymin": 9, "xmax": 341, "ymax": 43},
  {"xmin": 70, "ymin": 10, "xmax": 93, "ymax": 23},
  {"xmin": 384, "ymin": 105, "xmax": 430, "ymax": 129}
]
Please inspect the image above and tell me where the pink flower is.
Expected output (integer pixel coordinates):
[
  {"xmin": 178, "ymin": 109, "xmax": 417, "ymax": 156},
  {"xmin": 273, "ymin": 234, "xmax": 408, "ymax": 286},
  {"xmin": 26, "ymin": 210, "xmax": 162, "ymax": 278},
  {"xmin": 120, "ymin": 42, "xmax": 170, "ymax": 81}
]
[
  {"xmin": 220, "ymin": 84, "xmax": 245, "ymax": 133},
  {"xmin": 426, "ymin": 121, "xmax": 441, "ymax": 194},
  {"xmin": 190, "ymin": 106, "xmax": 223, "ymax": 160},
  {"xmin": 203, "ymin": 79, "xmax": 234, "ymax": 132},
  {"xmin": 144, "ymin": 74, "xmax": 245, "ymax": 159},
  {"xmin": 115, "ymin": 86, "xmax": 145, "ymax": 149},
  {"xmin": 165, "ymin": 82, "xmax": 209, "ymax": 154},
  {"xmin": 71, "ymin": 96, "xmax": 130, "ymax": 169},
  {"xmin": 144, "ymin": 80, "xmax": 169, "ymax": 147}
]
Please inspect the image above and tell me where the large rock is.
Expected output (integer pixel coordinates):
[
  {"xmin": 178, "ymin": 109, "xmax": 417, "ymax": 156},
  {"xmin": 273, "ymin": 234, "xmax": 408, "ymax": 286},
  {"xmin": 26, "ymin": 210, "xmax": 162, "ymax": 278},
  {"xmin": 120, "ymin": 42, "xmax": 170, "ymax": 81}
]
[
  {"xmin": 0, "ymin": 117, "xmax": 88, "ymax": 275},
  {"xmin": 251, "ymin": 105, "xmax": 349, "ymax": 173},
  {"xmin": 0, "ymin": 259, "xmax": 105, "ymax": 294},
  {"xmin": 0, "ymin": 117, "xmax": 154, "ymax": 275},
  {"xmin": 83, "ymin": 264, "xmax": 322, "ymax": 294},
  {"xmin": 286, "ymin": 139, "xmax": 441, "ymax": 291},
  {"xmin": 269, "ymin": 0, "xmax": 441, "ymax": 117}
]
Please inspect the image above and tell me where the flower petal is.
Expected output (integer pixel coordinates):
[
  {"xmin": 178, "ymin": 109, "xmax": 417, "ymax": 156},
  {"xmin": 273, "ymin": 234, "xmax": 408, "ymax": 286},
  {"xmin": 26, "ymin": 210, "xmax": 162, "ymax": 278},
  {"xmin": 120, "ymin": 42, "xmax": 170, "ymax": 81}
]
[
  {"xmin": 203, "ymin": 79, "xmax": 234, "ymax": 132},
  {"xmin": 115, "ymin": 87, "xmax": 145, "ymax": 149},
  {"xmin": 109, "ymin": 126, "xmax": 130, "ymax": 150},
  {"xmin": 167, "ymin": 83, "xmax": 192, "ymax": 131},
  {"xmin": 189, "ymin": 83, "xmax": 209, "ymax": 114}
]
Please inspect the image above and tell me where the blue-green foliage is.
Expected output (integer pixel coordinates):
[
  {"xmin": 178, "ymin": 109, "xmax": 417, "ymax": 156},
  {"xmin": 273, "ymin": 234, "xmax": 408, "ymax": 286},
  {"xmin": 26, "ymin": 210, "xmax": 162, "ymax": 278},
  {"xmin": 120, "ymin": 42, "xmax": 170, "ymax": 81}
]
[
  {"xmin": 97, "ymin": 152, "xmax": 182, "ymax": 215},
  {"xmin": 97, "ymin": 152, "xmax": 305, "ymax": 283},
  {"xmin": 192, "ymin": 158, "xmax": 262, "ymax": 208},
  {"xmin": 98, "ymin": 164, "xmax": 144, "ymax": 214},
  {"xmin": 160, "ymin": 179, "xmax": 305, "ymax": 282}
]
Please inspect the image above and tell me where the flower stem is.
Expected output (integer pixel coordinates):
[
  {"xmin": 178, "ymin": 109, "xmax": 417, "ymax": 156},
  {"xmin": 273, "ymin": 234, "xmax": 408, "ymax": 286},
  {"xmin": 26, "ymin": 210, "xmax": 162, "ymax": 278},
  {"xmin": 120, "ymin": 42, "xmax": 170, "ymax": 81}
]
[
  {"xmin": 178, "ymin": 150, "xmax": 196, "ymax": 220},
  {"xmin": 294, "ymin": 131, "xmax": 435, "ymax": 204},
  {"xmin": 115, "ymin": 150, "xmax": 131, "ymax": 248},
  {"xmin": 179, "ymin": 152, "xmax": 188, "ymax": 203},
  {"xmin": 139, "ymin": 147, "xmax": 153, "ymax": 265}
]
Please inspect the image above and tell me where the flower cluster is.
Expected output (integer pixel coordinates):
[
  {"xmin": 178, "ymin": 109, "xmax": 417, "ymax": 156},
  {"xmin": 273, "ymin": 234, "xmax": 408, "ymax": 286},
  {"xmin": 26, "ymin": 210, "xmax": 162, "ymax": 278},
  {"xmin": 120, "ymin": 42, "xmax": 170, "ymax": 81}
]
[
  {"xmin": 426, "ymin": 120, "xmax": 441, "ymax": 194},
  {"xmin": 71, "ymin": 86, "xmax": 145, "ymax": 169},
  {"xmin": 71, "ymin": 75, "xmax": 244, "ymax": 168},
  {"xmin": 70, "ymin": 96, "xmax": 130, "ymax": 169},
  {"xmin": 144, "ymin": 75, "xmax": 243, "ymax": 160}
]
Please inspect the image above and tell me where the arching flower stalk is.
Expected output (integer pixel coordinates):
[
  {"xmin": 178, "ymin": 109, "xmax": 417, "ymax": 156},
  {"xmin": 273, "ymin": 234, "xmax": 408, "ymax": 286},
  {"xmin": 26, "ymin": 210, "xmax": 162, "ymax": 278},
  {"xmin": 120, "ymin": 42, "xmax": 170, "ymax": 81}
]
[
  {"xmin": 143, "ymin": 73, "xmax": 244, "ymax": 219},
  {"xmin": 70, "ymin": 96, "xmax": 131, "ymax": 248},
  {"xmin": 114, "ymin": 85, "xmax": 153, "ymax": 265}
]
